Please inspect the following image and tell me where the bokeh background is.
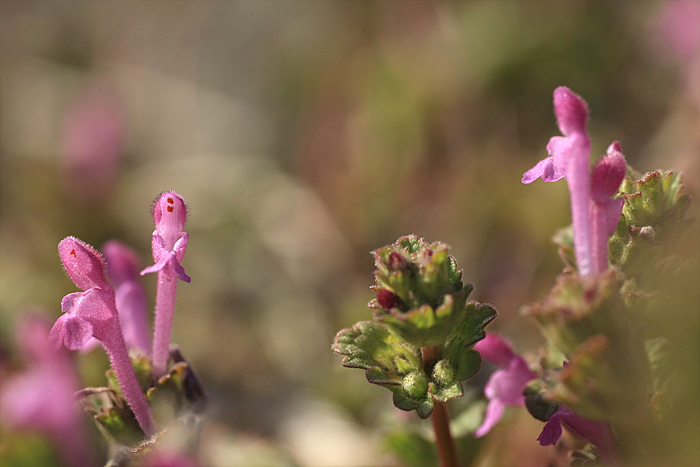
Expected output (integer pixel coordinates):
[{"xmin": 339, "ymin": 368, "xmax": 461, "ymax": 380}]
[{"xmin": 1, "ymin": 2, "xmax": 698, "ymax": 466}]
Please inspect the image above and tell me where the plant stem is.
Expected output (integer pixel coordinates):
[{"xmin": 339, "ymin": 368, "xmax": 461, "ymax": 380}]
[
  {"xmin": 422, "ymin": 345, "xmax": 459, "ymax": 467},
  {"xmin": 103, "ymin": 330, "xmax": 156, "ymax": 436},
  {"xmin": 432, "ymin": 401, "xmax": 459, "ymax": 467}
]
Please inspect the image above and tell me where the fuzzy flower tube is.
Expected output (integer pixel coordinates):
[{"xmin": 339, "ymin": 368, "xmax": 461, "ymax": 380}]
[
  {"xmin": 523, "ymin": 87, "xmax": 594, "ymax": 276},
  {"xmin": 523, "ymin": 87, "xmax": 627, "ymax": 277},
  {"xmin": 589, "ymin": 142, "xmax": 627, "ymax": 275},
  {"xmin": 141, "ymin": 191, "xmax": 191, "ymax": 378},
  {"xmin": 522, "ymin": 86, "xmax": 627, "ymax": 277},
  {"xmin": 103, "ymin": 240, "xmax": 151, "ymax": 355},
  {"xmin": 49, "ymin": 237, "xmax": 156, "ymax": 436},
  {"xmin": 1, "ymin": 314, "xmax": 92, "ymax": 467}
]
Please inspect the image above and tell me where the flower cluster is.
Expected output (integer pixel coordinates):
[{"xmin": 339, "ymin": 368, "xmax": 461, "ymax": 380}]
[{"xmin": 1, "ymin": 191, "xmax": 206, "ymax": 466}]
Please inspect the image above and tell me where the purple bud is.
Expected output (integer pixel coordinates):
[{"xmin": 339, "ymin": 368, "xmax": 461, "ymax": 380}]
[
  {"xmin": 591, "ymin": 149, "xmax": 627, "ymax": 205},
  {"xmin": 590, "ymin": 146, "xmax": 627, "ymax": 274},
  {"xmin": 377, "ymin": 288, "xmax": 401, "ymax": 310},
  {"xmin": 388, "ymin": 252, "xmax": 407, "ymax": 270}
]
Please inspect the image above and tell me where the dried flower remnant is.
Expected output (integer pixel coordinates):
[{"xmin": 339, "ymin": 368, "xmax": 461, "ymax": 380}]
[
  {"xmin": 50, "ymin": 237, "xmax": 156, "ymax": 436},
  {"xmin": 141, "ymin": 191, "xmax": 190, "ymax": 377}
]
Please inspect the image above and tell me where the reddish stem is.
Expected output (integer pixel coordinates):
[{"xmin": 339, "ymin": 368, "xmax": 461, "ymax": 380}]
[
  {"xmin": 432, "ymin": 401, "xmax": 459, "ymax": 467},
  {"xmin": 422, "ymin": 345, "xmax": 459, "ymax": 467}
]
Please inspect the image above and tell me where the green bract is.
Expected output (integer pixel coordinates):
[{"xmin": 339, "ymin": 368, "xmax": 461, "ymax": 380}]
[
  {"xmin": 332, "ymin": 235, "xmax": 497, "ymax": 418},
  {"xmin": 369, "ymin": 235, "xmax": 471, "ymax": 348},
  {"xmin": 78, "ymin": 350, "xmax": 206, "ymax": 447},
  {"xmin": 609, "ymin": 170, "xmax": 693, "ymax": 286}
]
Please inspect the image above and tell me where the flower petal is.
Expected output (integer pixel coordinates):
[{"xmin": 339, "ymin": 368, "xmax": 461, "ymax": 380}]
[
  {"xmin": 474, "ymin": 334, "xmax": 516, "ymax": 367},
  {"xmin": 538, "ymin": 411, "xmax": 563, "ymax": 446},
  {"xmin": 553, "ymin": 86, "xmax": 589, "ymax": 137},
  {"xmin": 58, "ymin": 237, "xmax": 111, "ymax": 291},
  {"xmin": 475, "ymin": 398, "xmax": 505, "ymax": 437},
  {"xmin": 522, "ymin": 157, "xmax": 563, "ymax": 184}
]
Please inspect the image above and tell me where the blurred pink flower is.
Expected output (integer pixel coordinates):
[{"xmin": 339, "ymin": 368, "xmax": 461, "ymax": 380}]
[
  {"xmin": 473, "ymin": 334, "xmax": 535, "ymax": 437},
  {"xmin": 61, "ymin": 89, "xmax": 124, "ymax": 201},
  {"xmin": 538, "ymin": 404, "xmax": 619, "ymax": 465},
  {"xmin": 0, "ymin": 314, "xmax": 91, "ymax": 467},
  {"xmin": 653, "ymin": 0, "xmax": 700, "ymax": 63},
  {"xmin": 103, "ymin": 240, "xmax": 151, "ymax": 355}
]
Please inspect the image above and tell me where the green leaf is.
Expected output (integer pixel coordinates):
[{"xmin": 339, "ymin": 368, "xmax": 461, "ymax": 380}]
[
  {"xmin": 333, "ymin": 321, "xmax": 422, "ymax": 388},
  {"xmin": 382, "ymin": 429, "xmax": 438, "ymax": 467}
]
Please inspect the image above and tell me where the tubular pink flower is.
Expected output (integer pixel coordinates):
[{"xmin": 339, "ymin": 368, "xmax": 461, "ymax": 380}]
[
  {"xmin": 1, "ymin": 314, "xmax": 92, "ymax": 467},
  {"xmin": 141, "ymin": 191, "xmax": 190, "ymax": 377},
  {"xmin": 473, "ymin": 334, "xmax": 536, "ymax": 437},
  {"xmin": 524, "ymin": 87, "xmax": 593, "ymax": 276},
  {"xmin": 524, "ymin": 88, "xmax": 626, "ymax": 277},
  {"xmin": 589, "ymin": 143, "xmax": 627, "ymax": 275},
  {"xmin": 538, "ymin": 405, "xmax": 619, "ymax": 465},
  {"xmin": 50, "ymin": 237, "xmax": 156, "ymax": 436},
  {"xmin": 103, "ymin": 240, "xmax": 151, "ymax": 354}
]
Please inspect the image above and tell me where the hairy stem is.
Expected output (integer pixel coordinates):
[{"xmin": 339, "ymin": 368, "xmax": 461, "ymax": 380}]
[{"xmin": 103, "ymin": 330, "xmax": 156, "ymax": 436}]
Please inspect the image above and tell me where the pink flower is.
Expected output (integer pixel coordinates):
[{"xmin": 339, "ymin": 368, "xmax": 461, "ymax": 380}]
[
  {"xmin": 50, "ymin": 237, "xmax": 156, "ymax": 436},
  {"xmin": 523, "ymin": 87, "xmax": 626, "ymax": 276},
  {"xmin": 61, "ymin": 89, "xmax": 124, "ymax": 201},
  {"xmin": 473, "ymin": 334, "xmax": 536, "ymax": 437},
  {"xmin": 0, "ymin": 314, "xmax": 92, "ymax": 467},
  {"xmin": 538, "ymin": 405, "xmax": 619, "ymax": 465},
  {"xmin": 141, "ymin": 191, "xmax": 190, "ymax": 377},
  {"xmin": 589, "ymin": 143, "xmax": 627, "ymax": 275},
  {"xmin": 103, "ymin": 240, "xmax": 151, "ymax": 354}
]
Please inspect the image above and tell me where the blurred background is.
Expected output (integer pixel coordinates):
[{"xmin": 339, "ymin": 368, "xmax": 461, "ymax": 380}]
[{"xmin": 0, "ymin": 2, "xmax": 698, "ymax": 466}]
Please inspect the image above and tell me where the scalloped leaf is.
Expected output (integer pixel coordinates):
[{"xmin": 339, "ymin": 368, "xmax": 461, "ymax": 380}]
[{"xmin": 333, "ymin": 321, "xmax": 421, "ymax": 386}]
